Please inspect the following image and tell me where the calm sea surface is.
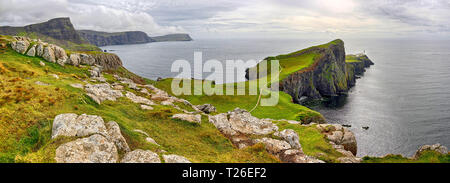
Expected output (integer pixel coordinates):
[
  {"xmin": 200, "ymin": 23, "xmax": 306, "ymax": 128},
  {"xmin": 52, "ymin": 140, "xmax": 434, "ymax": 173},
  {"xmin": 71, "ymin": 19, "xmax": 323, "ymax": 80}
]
[{"xmin": 102, "ymin": 38, "xmax": 450, "ymax": 157}]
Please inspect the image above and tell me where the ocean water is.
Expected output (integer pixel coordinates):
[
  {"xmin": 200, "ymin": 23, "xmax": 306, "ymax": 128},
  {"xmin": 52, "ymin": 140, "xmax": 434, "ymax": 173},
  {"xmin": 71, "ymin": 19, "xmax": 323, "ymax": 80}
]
[{"xmin": 101, "ymin": 38, "xmax": 450, "ymax": 157}]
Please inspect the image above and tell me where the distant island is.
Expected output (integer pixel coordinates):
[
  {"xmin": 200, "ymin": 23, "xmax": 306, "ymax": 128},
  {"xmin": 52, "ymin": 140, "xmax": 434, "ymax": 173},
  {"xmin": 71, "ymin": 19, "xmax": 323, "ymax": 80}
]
[{"xmin": 0, "ymin": 17, "xmax": 193, "ymax": 49}]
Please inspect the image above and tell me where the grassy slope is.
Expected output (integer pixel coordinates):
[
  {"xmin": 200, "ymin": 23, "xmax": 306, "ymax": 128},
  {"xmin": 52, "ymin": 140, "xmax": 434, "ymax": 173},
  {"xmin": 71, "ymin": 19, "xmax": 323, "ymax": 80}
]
[
  {"xmin": 0, "ymin": 36, "xmax": 278, "ymax": 163},
  {"xmin": 362, "ymin": 151, "xmax": 450, "ymax": 163}
]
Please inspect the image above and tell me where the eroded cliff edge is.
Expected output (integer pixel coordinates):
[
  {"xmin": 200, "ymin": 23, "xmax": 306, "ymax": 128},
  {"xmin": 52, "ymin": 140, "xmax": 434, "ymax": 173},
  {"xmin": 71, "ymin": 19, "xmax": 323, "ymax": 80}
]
[{"xmin": 246, "ymin": 39, "xmax": 374, "ymax": 104}]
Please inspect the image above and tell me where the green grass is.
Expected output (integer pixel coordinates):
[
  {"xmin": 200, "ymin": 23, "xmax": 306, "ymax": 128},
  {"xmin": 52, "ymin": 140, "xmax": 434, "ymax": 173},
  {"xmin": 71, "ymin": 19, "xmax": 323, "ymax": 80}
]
[
  {"xmin": 154, "ymin": 78, "xmax": 324, "ymax": 123},
  {"xmin": 0, "ymin": 40, "xmax": 279, "ymax": 163},
  {"xmin": 362, "ymin": 151, "xmax": 450, "ymax": 163}
]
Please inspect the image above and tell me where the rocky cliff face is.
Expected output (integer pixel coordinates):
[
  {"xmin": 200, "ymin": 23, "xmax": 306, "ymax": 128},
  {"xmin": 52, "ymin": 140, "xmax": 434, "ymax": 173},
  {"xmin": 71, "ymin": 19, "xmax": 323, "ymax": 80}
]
[
  {"xmin": 0, "ymin": 17, "xmax": 87, "ymax": 44},
  {"xmin": 77, "ymin": 30, "xmax": 153, "ymax": 47},
  {"xmin": 280, "ymin": 40, "xmax": 350, "ymax": 103}
]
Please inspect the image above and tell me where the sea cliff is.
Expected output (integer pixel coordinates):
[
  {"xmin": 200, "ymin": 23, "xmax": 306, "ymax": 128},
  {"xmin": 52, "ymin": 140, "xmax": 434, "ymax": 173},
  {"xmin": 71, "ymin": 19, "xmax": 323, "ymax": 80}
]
[{"xmin": 246, "ymin": 39, "xmax": 374, "ymax": 103}]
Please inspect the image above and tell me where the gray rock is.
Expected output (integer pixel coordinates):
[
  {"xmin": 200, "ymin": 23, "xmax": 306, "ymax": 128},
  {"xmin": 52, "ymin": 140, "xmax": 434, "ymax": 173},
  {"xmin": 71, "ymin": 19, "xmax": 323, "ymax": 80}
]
[
  {"xmin": 327, "ymin": 131, "xmax": 343, "ymax": 144},
  {"xmin": 274, "ymin": 129, "xmax": 302, "ymax": 149},
  {"xmin": 26, "ymin": 45, "xmax": 36, "ymax": 56},
  {"xmin": 141, "ymin": 105, "xmax": 154, "ymax": 110},
  {"xmin": 69, "ymin": 53, "xmax": 81, "ymax": 66},
  {"xmin": 125, "ymin": 91, "xmax": 155, "ymax": 106},
  {"xmin": 84, "ymin": 83, "xmax": 124, "ymax": 104},
  {"xmin": 11, "ymin": 40, "xmax": 30, "ymax": 54},
  {"xmin": 121, "ymin": 149, "xmax": 161, "ymax": 163},
  {"xmin": 172, "ymin": 113, "xmax": 202, "ymax": 124},
  {"xmin": 163, "ymin": 154, "xmax": 191, "ymax": 163},
  {"xmin": 51, "ymin": 113, "xmax": 108, "ymax": 139},
  {"xmin": 254, "ymin": 138, "xmax": 291, "ymax": 154},
  {"xmin": 106, "ymin": 121, "xmax": 130, "ymax": 152},
  {"xmin": 36, "ymin": 43, "xmax": 44, "ymax": 57},
  {"xmin": 42, "ymin": 46, "xmax": 56, "ymax": 63},
  {"xmin": 196, "ymin": 104, "xmax": 217, "ymax": 114},
  {"xmin": 80, "ymin": 53, "xmax": 95, "ymax": 65},
  {"xmin": 39, "ymin": 61, "xmax": 46, "ymax": 66},
  {"xmin": 55, "ymin": 134, "xmax": 118, "ymax": 163}
]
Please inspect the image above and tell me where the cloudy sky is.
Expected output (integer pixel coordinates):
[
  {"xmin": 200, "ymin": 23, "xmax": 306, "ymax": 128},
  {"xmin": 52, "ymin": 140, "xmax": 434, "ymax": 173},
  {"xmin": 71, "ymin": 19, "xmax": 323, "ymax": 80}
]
[{"xmin": 0, "ymin": 0, "xmax": 449, "ymax": 39}]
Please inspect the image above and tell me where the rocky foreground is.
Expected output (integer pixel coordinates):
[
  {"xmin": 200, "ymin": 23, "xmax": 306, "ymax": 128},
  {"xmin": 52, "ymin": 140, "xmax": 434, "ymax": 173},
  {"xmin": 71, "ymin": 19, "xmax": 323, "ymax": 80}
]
[{"xmin": 3, "ymin": 36, "xmax": 448, "ymax": 163}]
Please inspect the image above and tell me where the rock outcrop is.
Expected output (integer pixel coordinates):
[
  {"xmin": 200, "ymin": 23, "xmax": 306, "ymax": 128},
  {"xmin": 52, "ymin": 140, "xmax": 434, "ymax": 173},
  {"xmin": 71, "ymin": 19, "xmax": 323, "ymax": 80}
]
[
  {"xmin": 172, "ymin": 114, "xmax": 202, "ymax": 124},
  {"xmin": 316, "ymin": 124, "xmax": 357, "ymax": 156},
  {"xmin": 121, "ymin": 149, "xmax": 161, "ymax": 163},
  {"xmin": 52, "ymin": 113, "xmax": 108, "ymax": 139},
  {"xmin": 55, "ymin": 134, "xmax": 118, "ymax": 163},
  {"xmin": 196, "ymin": 104, "xmax": 217, "ymax": 114},
  {"xmin": 84, "ymin": 83, "xmax": 124, "ymax": 104},
  {"xmin": 78, "ymin": 30, "xmax": 153, "ymax": 47},
  {"xmin": 163, "ymin": 154, "xmax": 191, "ymax": 163}
]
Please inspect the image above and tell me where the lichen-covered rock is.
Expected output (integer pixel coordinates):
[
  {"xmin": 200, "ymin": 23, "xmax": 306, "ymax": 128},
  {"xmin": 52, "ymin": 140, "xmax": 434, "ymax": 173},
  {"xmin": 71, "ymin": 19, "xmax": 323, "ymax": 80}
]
[
  {"xmin": 414, "ymin": 144, "xmax": 448, "ymax": 159},
  {"xmin": 141, "ymin": 105, "xmax": 154, "ymax": 110},
  {"xmin": 196, "ymin": 104, "xmax": 217, "ymax": 114},
  {"xmin": 280, "ymin": 149, "xmax": 325, "ymax": 163},
  {"xmin": 254, "ymin": 138, "xmax": 291, "ymax": 154},
  {"xmin": 80, "ymin": 53, "xmax": 95, "ymax": 65},
  {"xmin": 52, "ymin": 45, "xmax": 68, "ymax": 66},
  {"xmin": 26, "ymin": 45, "xmax": 36, "ymax": 56},
  {"xmin": 51, "ymin": 113, "xmax": 108, "ymax": 139},
  {"xmin": 70, "ymin": 83, "xmax": 84, "ymax": 89},
  {"xmin": 274, "ymin": 129, "xmax": 301, "ymax": 149},
  {"xmin": 163, "ymin": 154, "xmax": 191, "ymax": 163},
  {"xmin": 125, "ymin": 91, "xmax": 155, "ymax": 106},
  {"xmin": 55, "ymin": 134, "xmax": 118, "ymax": 163},
  {"xmin": 172, "ymin": 113, "xmax": 202, "ymax": 124},
  {"xmin": 106, "ymin": 121, "xmax": 130, "ymax": 152},
  {"xmin": 121, "ymin": 149, "xmax": 161, "ymax": 163},
  {"xmin": 11, "ymin": 40, "xmax": 30, "ymax": 54},
  {"xmin": 84, "ymin": 83, "xmax": 124, "ymax": 104},
  {"xmin": 145, "ymin": 137, "xmax": 159, "ymax": 146},
  {"xmin": 36, "ymin": 43, "xmax": 45, "ymax": 57},
  {"xmin": 69, "ymin": 53, "xmax": 81, "ymax": 66},
  {"xmin": 320, "ymin": 124, "xmax": 357, "ymax": 156},
  {"xmin": 42, "ymin": 46, "xmax": 56, "ymax": 63},
  {"xmin": 211, "ymin": 108, "xmax": 278, "ymax": 136}
]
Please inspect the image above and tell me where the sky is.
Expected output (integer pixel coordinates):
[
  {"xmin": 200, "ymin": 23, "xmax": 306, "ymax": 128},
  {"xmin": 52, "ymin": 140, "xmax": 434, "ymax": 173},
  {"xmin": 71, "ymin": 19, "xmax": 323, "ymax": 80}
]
[{"xmin": 0, "ymin": 0, "xmax": 449, "ymax": 39}]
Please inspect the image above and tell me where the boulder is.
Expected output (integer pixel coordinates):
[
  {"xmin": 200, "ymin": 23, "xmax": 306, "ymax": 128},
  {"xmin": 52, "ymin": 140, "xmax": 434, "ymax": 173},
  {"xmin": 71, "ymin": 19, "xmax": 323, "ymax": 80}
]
[
  {"xmin": 36, "ymin": 43, "xmax": 44, "ymax": 57},
  {"xmin": 84, "ymin": 83, "xmax": 124, "ymax": 104},
  {"xmin": 80, "ymin": 53, "xmax": 95, "ymax": 65},
  {"xmin": 254, "ymin": 138, "xmax": 291, "ymax": 154},
  {"xmin": 26, "ymin": 45, "xmax": 36, "ymax": 56},
  {"xmin": 281, "ymin": 149, "xmax": 325, "ymax": 163},
  {"xmin": 274, "ymin": 129, "xmax": 302, "ymax": 149},
  {"xmin": 141, "ymin": 105, "xmax": 154, "ymax": 110},
  {"xmin": 172, "ymin": 113, "xmax": 202, "ymax": 124},
  {"xmin": 55, "ymin": 134, "xmax": 118, "ymax": 163},
  {"xmin": 69, "ymin": 53, "xmax": 81, "ymax": 66},
  {"xmin": 341, "ymin": 130, "xmax": 357, "ymax": 156},
  {"xmin": 52, "ymin": 45, "xmax": 68, "ymax": 66},
  {"xmin": 163, "ymin": 154, "xmax": 191, "ymax": 163},
  {"xmin": 196, "ymin": 104, "xmax": 216, "ymax": 114},
  {"xmin": 229, "ymin": 108, "xmax": 278, "ymax": 135},
  {"xmin": 121, "ymin": 149, "xmax": 161, "ymax": 163},
  {"xmin": 39, "ymin": 61, "xmax": 45, "ymax": 66},
  {"xmin": 414, "ymin": 144, "xmax": 448, "ymax": 159},
  {"xmin": 208, "ymin": 113, "xmax": 238, "ymax": 136},
  {"xmin": 51, "ymin": 113, "xmax": 108, "ymax": 139},
  {"xmin": 106, "ymin": 121, "xmax": 130, "ymax": 152},
  {"xmin": 11, "ymin": 41, "xmax": 30, "ymax": 54},
  {"xmin": 326, "ymin": 131, "xmax": 343, "ymax": 144},
  {"xmin": 42, "ymin": 46, "xmax": 56, "ymax": 63},
  {"xmin": 125, "ymin": 91, "xmax": 155, "ymax": 106}
]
